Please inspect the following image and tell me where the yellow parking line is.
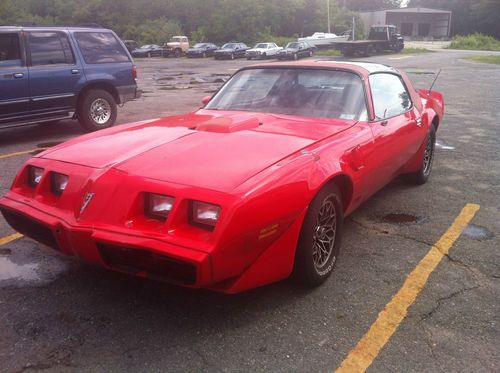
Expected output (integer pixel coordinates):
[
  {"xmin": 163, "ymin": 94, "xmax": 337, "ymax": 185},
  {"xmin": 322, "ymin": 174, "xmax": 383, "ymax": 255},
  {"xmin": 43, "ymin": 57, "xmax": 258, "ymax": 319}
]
[
  {"xmin": 335, "ymin": 203, "xmax": 480, "ymax": 373},
  {"xmin": 0, "ymin": 148, "xmax": 47, "ymax": 160},
  {"xmin": 0, "ymin": 233, "xmax": 23, "ymax": 246},
  {"xmin": 389, "ymin": 55, "xmax": 413, "ymax": 60}
]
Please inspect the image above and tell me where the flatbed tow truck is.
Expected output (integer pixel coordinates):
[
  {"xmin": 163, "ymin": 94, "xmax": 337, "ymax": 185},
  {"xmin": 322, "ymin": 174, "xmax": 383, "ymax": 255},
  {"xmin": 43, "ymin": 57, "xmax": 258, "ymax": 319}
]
[{"xmin": 335, "ymin": 25, "xmax": 404, "ymax": 57}]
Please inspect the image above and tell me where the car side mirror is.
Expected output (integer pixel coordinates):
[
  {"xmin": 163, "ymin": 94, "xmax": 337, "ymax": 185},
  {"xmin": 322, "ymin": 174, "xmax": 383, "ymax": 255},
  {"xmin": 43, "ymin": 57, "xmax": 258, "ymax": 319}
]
[{"xmin": 202, "ymin": 95, "xmax": 211, "ymax": 105}]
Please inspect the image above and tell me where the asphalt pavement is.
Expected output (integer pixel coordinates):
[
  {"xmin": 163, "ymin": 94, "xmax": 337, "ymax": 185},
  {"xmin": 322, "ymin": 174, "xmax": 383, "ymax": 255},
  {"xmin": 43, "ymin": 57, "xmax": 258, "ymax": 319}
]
[{"xmin": 0, "ymin": 50, "xmax": 498, "ymax": 373}]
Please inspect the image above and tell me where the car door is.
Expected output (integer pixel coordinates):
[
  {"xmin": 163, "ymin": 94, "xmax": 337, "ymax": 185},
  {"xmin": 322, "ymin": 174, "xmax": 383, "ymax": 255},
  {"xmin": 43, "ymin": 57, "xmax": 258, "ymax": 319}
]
[
  {"xmin": 26, "ymin": 30, "xmax": 83, "ymax": 115},
  {"xmin": 238, "ymin": 44, "xmax": 247, "ymax": 57},
  {"xmin": 367, "ymin": 72, "xmax": 423, "ymax": 191},
  {"xmin": 0, "ymin": 31, "xmax": 30, "ymax": 125}
]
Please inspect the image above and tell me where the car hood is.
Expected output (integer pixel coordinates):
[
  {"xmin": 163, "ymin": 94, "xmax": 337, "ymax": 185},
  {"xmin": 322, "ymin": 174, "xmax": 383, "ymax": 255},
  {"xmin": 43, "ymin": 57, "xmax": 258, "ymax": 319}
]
[{"xmin": 40, "ymin": 111, "xmax": 356, "ymax": 193}]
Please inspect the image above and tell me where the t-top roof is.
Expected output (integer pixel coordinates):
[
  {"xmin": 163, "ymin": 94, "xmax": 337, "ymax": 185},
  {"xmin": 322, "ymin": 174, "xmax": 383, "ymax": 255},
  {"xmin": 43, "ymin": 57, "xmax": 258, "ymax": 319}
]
[{"xmin": 247, "ymin": 60, "xmax": 399, "ymax": 76}]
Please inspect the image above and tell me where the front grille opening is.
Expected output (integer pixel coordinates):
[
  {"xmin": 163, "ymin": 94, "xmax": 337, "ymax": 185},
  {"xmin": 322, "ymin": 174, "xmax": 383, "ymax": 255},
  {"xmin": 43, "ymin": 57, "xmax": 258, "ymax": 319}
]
[
  {"xmin": 97, "ymin": 243, "xmax": 197, "ymax": 285},
  {"xmin": 0, "ymin": 208, "xmax": 59, "ymax": 251}
]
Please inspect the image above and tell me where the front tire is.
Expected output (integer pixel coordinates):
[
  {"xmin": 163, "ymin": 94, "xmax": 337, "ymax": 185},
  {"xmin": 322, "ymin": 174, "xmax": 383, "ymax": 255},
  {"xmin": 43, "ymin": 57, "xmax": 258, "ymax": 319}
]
[
  {"xmin": 77, "ymin": 89, "xmax": 117, "ymax": 132},
  {"xmin": 293, "ymin": 185, "xmax": 343, "ymax": 287},
  {"xmin": 407, "ymin": 125, "xmax": 436, "ymax": 184}
]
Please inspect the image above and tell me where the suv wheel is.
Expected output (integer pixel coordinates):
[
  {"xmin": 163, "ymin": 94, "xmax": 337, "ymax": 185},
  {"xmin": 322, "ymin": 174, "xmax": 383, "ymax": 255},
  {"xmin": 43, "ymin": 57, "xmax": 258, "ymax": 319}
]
[{"xmin": 78, "ymin": 89, "xmax": 117, "ymax": 132}]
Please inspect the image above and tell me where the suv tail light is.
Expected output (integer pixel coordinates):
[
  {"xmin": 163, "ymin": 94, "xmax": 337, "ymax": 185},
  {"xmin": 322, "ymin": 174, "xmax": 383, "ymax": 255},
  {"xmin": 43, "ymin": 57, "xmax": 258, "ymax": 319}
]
[{"xmin": 132, "ymin": 64, "xmax": 137, "ymax": 81}]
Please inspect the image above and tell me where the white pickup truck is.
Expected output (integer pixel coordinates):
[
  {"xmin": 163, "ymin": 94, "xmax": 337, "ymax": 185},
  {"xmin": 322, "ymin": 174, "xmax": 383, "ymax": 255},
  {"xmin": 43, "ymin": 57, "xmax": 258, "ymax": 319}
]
[{"xmin": 245, "ymin": 42, "xmax": 282, "ymax": 60}]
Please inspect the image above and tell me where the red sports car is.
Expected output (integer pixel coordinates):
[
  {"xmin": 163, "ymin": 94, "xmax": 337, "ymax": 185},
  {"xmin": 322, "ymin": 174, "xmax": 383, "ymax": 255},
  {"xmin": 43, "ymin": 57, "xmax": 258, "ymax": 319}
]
[{"xmin": 0, "ymin": 61, "xmax": 444, "ymax": 293}]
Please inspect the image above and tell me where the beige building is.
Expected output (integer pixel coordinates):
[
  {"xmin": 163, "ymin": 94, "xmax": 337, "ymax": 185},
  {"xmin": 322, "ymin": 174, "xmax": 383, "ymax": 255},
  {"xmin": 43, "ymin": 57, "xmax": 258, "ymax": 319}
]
[{"xmin": 359, "ymin": 7, "xmax": 452, "ymax": 40}]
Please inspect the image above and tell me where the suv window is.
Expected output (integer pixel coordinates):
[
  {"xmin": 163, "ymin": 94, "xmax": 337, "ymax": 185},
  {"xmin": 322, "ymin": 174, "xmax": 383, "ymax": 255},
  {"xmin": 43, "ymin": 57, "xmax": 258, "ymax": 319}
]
[
  {"xmin": 0, "ymin": 33, "xmax": 22, "ymax": 68},
  {"xmin": 369, "ymin": 73, "xmax": 412, "ymax": 119},
  {"xmin": 28, "ymin": 32, "xmax": 75, "ymax": 66},
  {"xmin": 75, "ymin": 32, "xmax": 130, "ymax": 64}
]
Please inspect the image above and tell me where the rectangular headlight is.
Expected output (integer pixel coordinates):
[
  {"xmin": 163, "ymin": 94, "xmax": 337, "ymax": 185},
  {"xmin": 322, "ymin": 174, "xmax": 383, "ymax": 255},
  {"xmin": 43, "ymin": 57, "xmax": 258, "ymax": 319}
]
[
  {"xmin": 51, "ymin": 172, "xmax": 69, "ymax": 195},
  {"xmin": 28, "ymin": 166, "xmax": 44, "ymax": 187},
  {"xmin": 146, "ymin": 193, "xmax": 175, "ymax": 221},
  {"xmin": 190, "ymin": 201, "xmax": 221, "ymax": 230}
]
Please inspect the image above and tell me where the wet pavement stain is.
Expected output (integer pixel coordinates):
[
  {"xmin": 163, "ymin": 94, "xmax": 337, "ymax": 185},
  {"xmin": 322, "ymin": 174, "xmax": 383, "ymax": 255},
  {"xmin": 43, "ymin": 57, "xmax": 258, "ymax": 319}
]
[
  {"xmin": 0, "ymin": 248, "xmax": 12, "ymax": 255},
  {"xmin": 463, "ymin": 224, "xmax": 494, "ymax": 241},
  {"xmin": 0, "ymin": 257, "xmax": 39, "ymax": 282},
  {"xmin": 382, "ymin": 213, "xmax": 423, "ymax": 225}
]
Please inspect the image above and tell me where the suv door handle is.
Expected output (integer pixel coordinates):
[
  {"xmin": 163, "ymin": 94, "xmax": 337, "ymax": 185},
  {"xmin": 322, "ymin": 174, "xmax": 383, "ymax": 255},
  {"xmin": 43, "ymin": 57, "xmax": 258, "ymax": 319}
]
[
  {"xmin": 71, "ymin": 69, "xmax": 79, "ymax": 74},
  {"xmin": 13, "ymin": 73, "xmax": 24, "ymax": 79}
]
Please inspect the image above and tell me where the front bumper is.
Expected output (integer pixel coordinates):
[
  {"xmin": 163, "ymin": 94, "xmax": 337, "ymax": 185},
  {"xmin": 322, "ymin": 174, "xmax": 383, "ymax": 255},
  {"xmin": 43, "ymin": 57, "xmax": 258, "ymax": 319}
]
[{"xmin": 0, "ymin": 197, "xmax": 211, "ymax": 287}]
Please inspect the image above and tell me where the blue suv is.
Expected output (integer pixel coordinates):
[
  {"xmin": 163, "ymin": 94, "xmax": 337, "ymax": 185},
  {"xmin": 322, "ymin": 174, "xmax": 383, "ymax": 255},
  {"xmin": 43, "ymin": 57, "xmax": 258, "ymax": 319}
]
[{"xmin": 0, "ymin": 26, "xmax": 140, "ymax": 131}]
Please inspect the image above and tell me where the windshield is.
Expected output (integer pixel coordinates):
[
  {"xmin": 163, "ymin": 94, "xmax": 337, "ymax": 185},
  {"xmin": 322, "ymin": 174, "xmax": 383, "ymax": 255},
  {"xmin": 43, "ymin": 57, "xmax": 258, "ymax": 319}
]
[
  {"xmin": 171, "ymin": 37, "xmax": 182, "ymax": 42},
  {"xmin": 206, "ymin": 68, "xmax": 367, "ymax": 120},
  {"xmin": 287, "ymin": 42, "xmax": 300, "ymax": 49},
  {"xmin": 222, "ymin": 43, "xmax": 235, "ymax": 49}
]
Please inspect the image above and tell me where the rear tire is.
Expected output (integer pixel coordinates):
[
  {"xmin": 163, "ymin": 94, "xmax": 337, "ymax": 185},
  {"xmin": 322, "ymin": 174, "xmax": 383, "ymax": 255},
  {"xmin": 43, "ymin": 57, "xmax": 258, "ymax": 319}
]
[
  {"xmin": 406, "ymin": 125, "xmax": 436, "ymax": 185},
  {"xmin": 77, "ymin": 89, "xmax": 117, "ymax": 132},
  {"xmin": 293, "ymin": 184, "xmax": 343, "ymax": 287}
]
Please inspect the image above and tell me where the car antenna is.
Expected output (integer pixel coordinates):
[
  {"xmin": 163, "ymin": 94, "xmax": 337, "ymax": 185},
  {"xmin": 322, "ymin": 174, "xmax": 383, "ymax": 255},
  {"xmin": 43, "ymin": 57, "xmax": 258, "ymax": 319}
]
[{"xmin": 428, "ymin": 69, "xmax": 441, "ymax": 94}]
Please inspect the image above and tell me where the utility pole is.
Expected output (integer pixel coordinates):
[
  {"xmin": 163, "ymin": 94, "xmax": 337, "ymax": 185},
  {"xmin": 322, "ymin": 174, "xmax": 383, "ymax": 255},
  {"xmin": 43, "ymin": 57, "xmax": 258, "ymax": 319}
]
[{"xmin": 327, "ymin": 0, "xmax": 331, "ymax": 33}]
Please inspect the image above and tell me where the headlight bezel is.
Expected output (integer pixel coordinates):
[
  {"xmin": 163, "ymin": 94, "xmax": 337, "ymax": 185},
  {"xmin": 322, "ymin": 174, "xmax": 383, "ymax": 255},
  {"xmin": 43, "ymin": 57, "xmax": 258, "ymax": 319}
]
[
  {"xmin": 50, "ymin": 172, "xmax": 69, "ymax": 196},
  {"xmin": 27, "ymin": 166, "xmax": 44, "ymax": 187},
  {"xmin": 145, "ymin": 193, "xmax": 175, "ymax": 221},
  {"xmin": 189, "ymin": 200, "xmax": 221, "ymax": 231}
]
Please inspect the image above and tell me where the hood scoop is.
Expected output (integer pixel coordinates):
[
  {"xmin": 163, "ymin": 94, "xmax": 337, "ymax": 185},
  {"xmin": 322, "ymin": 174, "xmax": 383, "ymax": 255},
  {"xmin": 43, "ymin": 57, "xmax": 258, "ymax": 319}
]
[{"xmin": 195, "ymin": 116, "xmax": 261, "ymax": 133}]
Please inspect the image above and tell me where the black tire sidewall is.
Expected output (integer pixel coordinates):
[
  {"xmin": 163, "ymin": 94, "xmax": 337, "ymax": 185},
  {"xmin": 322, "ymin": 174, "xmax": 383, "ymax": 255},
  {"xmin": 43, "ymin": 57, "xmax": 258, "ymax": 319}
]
[
  {"xmin": 78, "ymin": 89, "xmax": 117, "ymax": 132},
  {"xmin": 293, "ymin": 185, "xmax": 343, "ymax": 286},
  {"xmin": 407, "ymin": 125, "xmax": 436, "ymax": 184}
]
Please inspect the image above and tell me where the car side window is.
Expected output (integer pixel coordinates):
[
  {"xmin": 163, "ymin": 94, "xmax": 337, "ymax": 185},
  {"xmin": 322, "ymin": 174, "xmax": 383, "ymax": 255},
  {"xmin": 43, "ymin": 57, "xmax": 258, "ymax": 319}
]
[
  {"xmin": 28, "ymin": 32, "xmax": 75, "ymax": 66},
  {"xmin": 75, "ymin": 32, "xmax": 130, "ymax": 64},
  {"xmin": 369, "ymin": 73, "xmax": 412, "ymax": 119},
  {"xmin": 0, "ymin": 33, "xmax": 22, "ymax": 68}
]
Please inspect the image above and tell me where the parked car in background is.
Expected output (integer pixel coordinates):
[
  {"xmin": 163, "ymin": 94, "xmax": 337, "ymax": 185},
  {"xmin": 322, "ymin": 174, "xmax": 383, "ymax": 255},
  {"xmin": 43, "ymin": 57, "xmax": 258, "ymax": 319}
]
[
  {"xmin": 122, "ymin": 39, "xmax": 138, "ymax": 52},
  {"xmin": 186, "ymin": 43, "xmax": 219, "ymax": 58},
  {"xmin": 214, "ymin": 43, "xmax": 249, "ymax": 60},
  {"xmin": 163, "ymin": 36, "xmax": 190, "ymax": 57},
  {"xmin": 278, "ymin": 41, "xmax": 317, "ymax": 60},
  {"xmin": 0, "ymin": 25, "xmax": 140, "ymax": 131},
  {"xmin": 131, "ymin": 44, "xmax": 163, "ymax": 57},
  {"xmin": 0, "ymin": 61, "xmax": 444, "ymax": 293},
  {"xmin": 245, "ymin": 42, "xmax": 282, "ymax": 60}
]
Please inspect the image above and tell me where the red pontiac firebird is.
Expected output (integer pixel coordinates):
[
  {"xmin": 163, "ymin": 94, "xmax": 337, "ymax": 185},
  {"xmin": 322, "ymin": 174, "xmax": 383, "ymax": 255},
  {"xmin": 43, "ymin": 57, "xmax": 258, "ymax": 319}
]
[{"xmin": 0, "ymin": 61, "xmax": 444, "ymax": 293}]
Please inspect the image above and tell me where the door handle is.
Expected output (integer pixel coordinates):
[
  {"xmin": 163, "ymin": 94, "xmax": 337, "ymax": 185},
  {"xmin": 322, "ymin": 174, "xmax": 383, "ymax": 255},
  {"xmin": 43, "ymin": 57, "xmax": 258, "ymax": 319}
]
[
  {"xmin": 13, "ymin": 73, "xmax": 24, "ymax": 79},
  {"xmin": 71, "ymin": 69, "xmax": 79, "ymax": 74},
  {"xmin": 381, "ymin": 120, "xmax": 388, "ymax": 126}
]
